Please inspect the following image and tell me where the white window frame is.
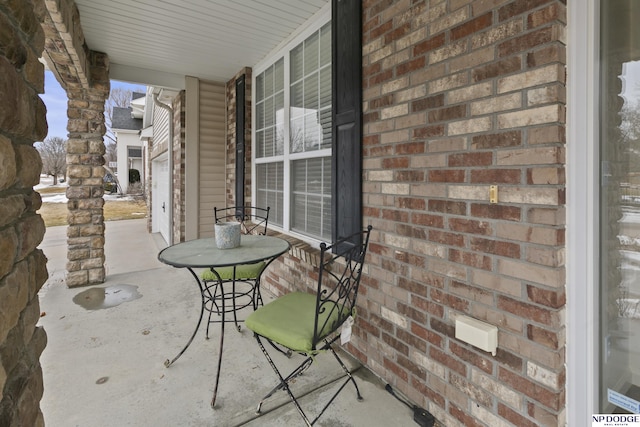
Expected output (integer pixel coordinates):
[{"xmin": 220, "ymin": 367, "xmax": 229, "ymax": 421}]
[
  {"xmin": 252, "ymin": 5, "xmax": 331, "ymax": 245},
  {"xmin": 567, "ymin": 0, "xmax": 599, "ymax": 424}
]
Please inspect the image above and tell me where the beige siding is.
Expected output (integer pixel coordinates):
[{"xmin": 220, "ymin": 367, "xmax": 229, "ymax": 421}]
[
  {"xmin": 198, "ymin": 80, "xmax": 226, "ymax": 237},
  {"xmin": 152, "ymin": 105, "xmax": 170, "ymax": 155}
]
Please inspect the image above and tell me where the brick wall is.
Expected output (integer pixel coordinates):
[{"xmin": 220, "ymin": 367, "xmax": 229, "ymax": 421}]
[
  {"xmin": 221, "ymin": 2, "xmax": 567, "ymax": 425},
  {"xmin": 173, "ymin": 91, "xmax": 186, "ymax": 243},
  {"xmin": 357, "ymin": 1, "xmax": 567, "ymax": 426},
  {"xmin": 0, "ymin": 0, "xmax": 49, "ymax": 425}
]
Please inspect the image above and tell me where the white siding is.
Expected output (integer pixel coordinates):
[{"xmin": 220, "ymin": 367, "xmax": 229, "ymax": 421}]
[
  {"xmin": 198, "ymin": 80, "xmax": 226, "ymax": 238},
  {"xmin": 152, "ymin": 105, "xmax": 170, "ymax": 153}
]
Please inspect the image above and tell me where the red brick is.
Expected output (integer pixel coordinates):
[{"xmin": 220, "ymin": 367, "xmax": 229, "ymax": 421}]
[
  {"xmin": 413, "ymin": 33, "xmax": 446, "ymax": 55},
  {"xmin": 397, "ymin": 353, "xmax": 427, "ymax": 377},
  {"xmin": 472, "ymin": 130, "xmax": 522, "ymax": 149},
  {"xmin": 370, "ymin": 312, "xmax": 395, "ymax": 334},
  {"xmin": 449, "ymin": 218, "xmax": 492, "ymax": 235},
  {"xmin": 451, "ymin": 12, "xmax": 493, "ymax": 40},
  {"xmin": 449, "ymin": 248, "xmax": 492, "ymax": 270},
  {"xmin": 382, "ymin": 209, "xmax": 409, "ymax": 222},
  {"xmin": 370, "ymin": 19, "xmax": 393, "ymax": 39},
  {"xmin": 471, "ymin": 168, "xmax": 521, "ymax": 184},
  {"xmin": 412, "ymin": 376, "xmax": 446, "ymax": 407},
  {"xmin": 397, "ymin": 329, "xmax": 427, "ymax": 353},
  {"xmin": 369, "ymin": 93, "xmax": 394, "ymax": 109},
  {"xmin": 499, "ymin": 403, "xmax": 539, "ymax": 427},
  {"xmin": 527, "ymin": 324, "xmax": 559, "ymax": 349},
  {"xmin": 397, "ymin": 197, "xmax": 426, "ymax": 210},
  {"xmin": 495, "ymin": 348, "xmax": 524, "ymax": 371},
  {"xmin": 412, "ymin": 212, "xmax": 444, "ymax": 228},
  {"xmin": 527, "ymin": 401, "xmax": 562, "ymax": 427},
  {"xmin": 450, "ymin": 404, "xmax": 484, "ymax": 427},
  {"xmin": 384, "ymin": 22, "xmax": 411, "ymax": 45},
  {"xmin": 430, "ymin": 230, "xmax": 465, "ymax": 246},
  {"xmin": 430, "ymin": 317, "xmax": 456, "ymax": 339},
  {"xmin": 497, "ymin": 295, "xmax": 555, "ymax": 325},
  {"xmin": 412, "ymin": 321, "xmax": 444, "ymax": 347},
  {"xmin": 396, "ymin": 141, "xmax": 425, "ymax": 154},
  {"xmin": 383, "ymin": 357, "xmax": 409, "ymax": 382},
  {"xmin": 412, "ymin": 124, "xmax": 445, "ymax": 139},
  {"xmin": 527, "ymin": 3, "xmax": 566, "ymax": 29},
  {"xmin": 411, "ymin": 294, "xmax": 444, "ymax": 318},
  {"xmin": 428, "ymin": 169, "xmax": 465, "ymax": 183},
  {"xmin": 398, "ymin": 276, "xmax": 429, "ymax": 297},
  {"xmin": 526, "ymin": 285, "xmax": 565, "ymax": 308},
  {"xmin": 359, "ymin": 318, "xmax": 381, "ymax": 338},
  {"xmin": 394, "ymin": 250, "xmax": 426, "ymax": 267},
  {"xmin": 449, "ymin": 341, "xmax": 493, "ymax": 374},
  {"xmin": 368, "ymin": 69, "xmax": 394, "ymax": 85},
  {"xmin": 527, "ymin": 44, "xmax": 566, "ymax": 71},
  {"xmin": 498, "ymin": 367, "xmax": 564, "ymax": 410},
  {"xmin": 411, "ymin": 94, "xmax": 445, "ymax": 112},
  {"xmin": 470, "ymin": 237, "xmax": 521, "ymax": 258},
  {"xmin": 397, "ymin": 56, "xmax": 426, "ymax": 76},
  {"xmin": 382, "ymin": 156, "xmax": 409, "ymax": 168},
  {"xmin": 448, "ymin": 152, "xmax": 493, "ymax": 167},
  {"xmin": 398, "ymin": 301, "xmax": 427, "ymax": 323},
  {"xmin": 430, "ymin": 346, "xmax": 467, "ymax": 376},
  {"xmin": 498, "ymin": 0, "xmax": 556, "ymax": 22},
  {"xmin": 363, "ymin": 134, "xmax": 380, "ymax": 146},
  {"xmin": 471, "ymin": 203, "xmax": 522, "ymax": 221},
  {"xmin": 428, "ymin": 105, "xmax": 467, "ymax": 123},
  {"xmin": 397, "ymin": 223, "xmax": 427, "ymax": 239},
  {"xmin": 363, "ymin": 62, "xmax": 382, "ymax": 79},
  {"xmin": 396, "ymin": 170, "xmax": 425, "ymax": 182},
  {"xmin": 472, "ymin": 56, "xmax": 522, "ymax": 82},
  {"xmin": 363, "ymin": 111, "xmax": 380, "ymax": 124},
  {"xmin": 498, "ymin": 27, "xmax": 555, "ymax": 57},
  {"xmin": 382, "ymin": 332, "xmax": 410, "ymax": 356},
  {"xmin": 428, "ymin": 199, "xmax": 467, "ymax": 215}
]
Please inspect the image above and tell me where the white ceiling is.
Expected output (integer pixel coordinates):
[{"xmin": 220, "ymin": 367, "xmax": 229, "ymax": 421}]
[{"xmin": 74, "ymin": 0, "xmax": 329, "ymax": 88}]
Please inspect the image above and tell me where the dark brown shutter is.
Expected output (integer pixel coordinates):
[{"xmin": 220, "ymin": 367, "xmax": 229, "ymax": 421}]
[
  {"xmin": 332, "ymin": 0, "xmax": 363, "ymax": 246},
  {"xmin": 235, "ymin": 74, "xmax": 245, "ymax": 214}
]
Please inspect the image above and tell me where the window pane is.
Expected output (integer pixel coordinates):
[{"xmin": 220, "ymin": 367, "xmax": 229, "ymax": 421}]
[
  {"xmin": 291, "ymin": 81, "xmax": 304, "ymax": 111},
  {"xmin": 256, "ymin": 162, "xmax": 283, "ymax": 226},
  {"xmin": 274, "ymin": 58, "xmax": 284, "ymax": 92},
  {"xmin": 291, "ymin": 157, "xmax": 331, "ymax": 238},
  {"xmin": 320, "ymin": 108, "xmax": 332, "ymax": 150},
  {"xmin": 320, "ymin": 23, "xmax": 331, "ymax": 66},
  {"xmin": 304, "ymin": 72, "xmax": 319, "ymax": 111},
  {"xmin": 304, "ymin": 113, "xmax": 320, "ymax": 151},
  {"xmin": 320, "ymin": 67, "xmax": 331, "ymax": 108},
  {"xmin": 304, "ymin": 32, "xmax": 319, "ymax": 75},
  {"xmin": 291, "ymin": 44, "xmax": 303, "ymax": 83},
  {"xmin": 290, "ymin": 116, "xmax": 304, "ymax": 153}
]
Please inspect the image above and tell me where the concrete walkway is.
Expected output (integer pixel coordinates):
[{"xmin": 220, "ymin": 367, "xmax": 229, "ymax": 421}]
[{"xmin": 38, "ymin": 219, "xmax": 421, "ymax": 427}]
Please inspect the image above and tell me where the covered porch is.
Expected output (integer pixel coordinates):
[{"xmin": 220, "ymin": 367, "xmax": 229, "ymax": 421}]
[{"xmin": 38, "ymin": 219, "xmax": 420, "ymax": 426}]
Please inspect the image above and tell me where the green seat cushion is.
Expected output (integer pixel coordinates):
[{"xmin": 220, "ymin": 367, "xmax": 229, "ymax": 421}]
[
  {"xmin": 201, "ymin": 261, "xmax": 265, "ymax": 281},
  {"xmin": 245, "ymin": 292, "xmax": 345, "ymax": 354}
]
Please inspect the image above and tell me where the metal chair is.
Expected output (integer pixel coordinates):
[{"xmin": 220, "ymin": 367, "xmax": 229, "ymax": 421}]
[
  {"xmin": 245, "ymin": 225, "xmax": 373, "ymax": 426},
  {"xmin": 200, "ymin": 206, "xmax": 270, "ymax": 336}
]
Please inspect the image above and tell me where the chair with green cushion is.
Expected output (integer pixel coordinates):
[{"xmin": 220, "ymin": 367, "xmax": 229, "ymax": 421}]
[
  {"xmin": 245, "ymin": 225, "xmax": 372, "ymax": 426},
  {"xmin": 201, "ymin": 206, "xmax": 270, "ymax": 337}
]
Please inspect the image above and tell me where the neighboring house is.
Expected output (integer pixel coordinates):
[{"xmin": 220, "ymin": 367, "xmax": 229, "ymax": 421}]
[
  {"xmin": 4, "ymin": 2, "xmax": 640, "ymax": 427},
  {"xmin": 111, "ymin": 92, "xmax": 145, "ymax": 194}
]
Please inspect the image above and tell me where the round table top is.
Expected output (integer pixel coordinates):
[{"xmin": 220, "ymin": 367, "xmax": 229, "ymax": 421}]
[{"xmin": 158, "ymin": 235, "xmax": 290, "ymax": 268}]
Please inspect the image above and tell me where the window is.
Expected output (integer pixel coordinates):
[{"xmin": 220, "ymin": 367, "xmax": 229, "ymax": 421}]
[
  {"xmin": 128, "ymin": 147, "xmax": 142, "ymax": 158},
  {"xmin": 254, "ymin": 21, "xmax": 332, "ymax": 241}
]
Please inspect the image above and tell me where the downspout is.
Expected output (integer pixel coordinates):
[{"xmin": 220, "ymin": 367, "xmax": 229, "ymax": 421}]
[{"xmin": 153, "ymin": 91, "xmax": 174, "ymax": 245}]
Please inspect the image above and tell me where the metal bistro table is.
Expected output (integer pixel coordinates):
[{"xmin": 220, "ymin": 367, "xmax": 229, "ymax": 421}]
[{"xmin": 157, "ymin": 234, "xmax": 290, "ymax": 408}]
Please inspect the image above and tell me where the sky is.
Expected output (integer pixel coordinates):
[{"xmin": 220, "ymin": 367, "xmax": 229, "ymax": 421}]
[{"xmin": 40, "ymin": 70, "xmax": 144, "ymax": 142}]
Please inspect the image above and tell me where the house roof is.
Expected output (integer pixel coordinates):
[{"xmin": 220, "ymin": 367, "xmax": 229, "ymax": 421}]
[
  {"xmin": 112, "ymin": 107, "xmax": 143, "ymax": 131},
  {"xmin": 73, "ymin": 0, "xmax": 330, "ymax": 87}
]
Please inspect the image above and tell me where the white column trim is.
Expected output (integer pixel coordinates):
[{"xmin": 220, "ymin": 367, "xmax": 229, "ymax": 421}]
[{"xmin": 567, "ymin": 1, "xmax": 599, "ymax": 424}]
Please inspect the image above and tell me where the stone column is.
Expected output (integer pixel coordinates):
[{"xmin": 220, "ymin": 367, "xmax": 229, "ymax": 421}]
[
  {"xmin": 65, "ymin": 52, "xmax": 110, "ymax": 287},
  {"xmin": 0, "ymin": 1, "xmax": 49, "ymax": 425}
]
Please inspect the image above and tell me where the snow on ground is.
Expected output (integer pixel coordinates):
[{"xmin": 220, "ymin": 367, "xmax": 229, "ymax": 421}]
[{"xmin": 37, "ymin": 175, "xmax": 137, "ymax": 203}]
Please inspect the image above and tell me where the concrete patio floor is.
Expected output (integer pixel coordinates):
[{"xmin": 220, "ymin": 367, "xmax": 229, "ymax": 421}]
[{"xmin": 37, "ymin": 219, "xmax": 424, "ymax": 427}]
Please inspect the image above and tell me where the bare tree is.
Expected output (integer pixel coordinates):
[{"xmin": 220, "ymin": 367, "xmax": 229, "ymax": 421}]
[{"xmin": 37, "ymin": 136, "xmax": 67, "ymax": 185}]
